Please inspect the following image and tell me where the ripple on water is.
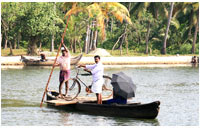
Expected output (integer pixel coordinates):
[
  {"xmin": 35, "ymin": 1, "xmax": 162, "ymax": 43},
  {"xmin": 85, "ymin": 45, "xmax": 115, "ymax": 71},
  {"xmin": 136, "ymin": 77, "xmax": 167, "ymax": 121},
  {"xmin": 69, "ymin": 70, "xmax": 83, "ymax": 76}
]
[{"xmin": 1, "ymin": 66, "xmax": 199, "ymax": 126}]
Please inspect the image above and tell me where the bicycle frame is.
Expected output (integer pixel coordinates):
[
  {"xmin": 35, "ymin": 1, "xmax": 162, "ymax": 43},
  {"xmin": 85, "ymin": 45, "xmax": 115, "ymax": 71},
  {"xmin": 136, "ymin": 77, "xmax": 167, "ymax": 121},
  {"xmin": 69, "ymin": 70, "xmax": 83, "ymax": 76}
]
[{"xmin": 75, "ymin": 67, "xmax": 90, "ymax": 88}]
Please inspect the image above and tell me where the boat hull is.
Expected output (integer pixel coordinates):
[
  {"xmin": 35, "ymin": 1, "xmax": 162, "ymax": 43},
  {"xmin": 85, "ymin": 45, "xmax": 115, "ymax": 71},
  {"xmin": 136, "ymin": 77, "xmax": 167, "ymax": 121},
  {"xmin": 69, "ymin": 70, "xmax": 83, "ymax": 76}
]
[
  {"xmin": 76, "ymin": 101, "xmax": 160, "ymax": 119},
  {"xmin": 46, "ymin": 91, "xmax": 160, "ymax": 119},
  {"xmin": 21, "ymin": 54, "xmax": 82, "ymax": 66}
]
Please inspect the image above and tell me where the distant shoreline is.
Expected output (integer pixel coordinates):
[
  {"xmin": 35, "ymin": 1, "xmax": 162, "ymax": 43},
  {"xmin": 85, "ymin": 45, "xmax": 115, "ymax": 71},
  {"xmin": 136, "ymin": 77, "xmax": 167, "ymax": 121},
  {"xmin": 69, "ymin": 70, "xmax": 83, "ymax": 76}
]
[{"xmin": 1, "ymin": 55, "xmax": 197, "ymax": 69}]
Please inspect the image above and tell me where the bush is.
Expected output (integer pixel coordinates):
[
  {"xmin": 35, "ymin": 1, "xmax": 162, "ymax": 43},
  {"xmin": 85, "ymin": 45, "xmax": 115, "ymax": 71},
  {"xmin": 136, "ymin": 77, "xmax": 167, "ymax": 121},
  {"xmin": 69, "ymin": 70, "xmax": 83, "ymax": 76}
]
[
  {"xmin": 179, "ymin": 43, "xmax": 192, "ymax": 54},
  {"xmin": 195, "ymin": 43, "xmax": 199, "ymax": 54},
  {"xmin": 20, "ymin": 41, "xmax": 29, "ymax": 49},
  {"xmin": 152, "ymin": 49, "xmax": 160, "ymax": 55}
]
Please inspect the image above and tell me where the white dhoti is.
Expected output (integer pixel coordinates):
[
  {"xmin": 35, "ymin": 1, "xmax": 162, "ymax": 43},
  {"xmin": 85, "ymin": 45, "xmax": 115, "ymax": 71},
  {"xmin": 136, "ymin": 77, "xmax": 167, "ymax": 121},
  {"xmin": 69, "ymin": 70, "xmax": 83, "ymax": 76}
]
[{"xmin": 91, "ymin": 79, "xmax": 104, "ymax": 93}]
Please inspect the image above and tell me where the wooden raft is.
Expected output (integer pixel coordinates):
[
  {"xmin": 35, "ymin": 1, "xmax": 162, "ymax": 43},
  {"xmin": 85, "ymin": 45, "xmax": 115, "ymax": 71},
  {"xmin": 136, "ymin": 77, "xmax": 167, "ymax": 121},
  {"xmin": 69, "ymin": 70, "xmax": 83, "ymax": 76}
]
[{"xmin": 45, "ymin": 96, "xmax": 112, "ymax": 106}]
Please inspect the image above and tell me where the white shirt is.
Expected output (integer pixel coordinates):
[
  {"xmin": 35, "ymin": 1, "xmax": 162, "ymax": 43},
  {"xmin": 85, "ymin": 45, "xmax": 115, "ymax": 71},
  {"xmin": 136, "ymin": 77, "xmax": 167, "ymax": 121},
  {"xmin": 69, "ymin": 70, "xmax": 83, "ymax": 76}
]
[{"xmin": 86, "ymin": 62, "xmax": 104, "ymax": 82}]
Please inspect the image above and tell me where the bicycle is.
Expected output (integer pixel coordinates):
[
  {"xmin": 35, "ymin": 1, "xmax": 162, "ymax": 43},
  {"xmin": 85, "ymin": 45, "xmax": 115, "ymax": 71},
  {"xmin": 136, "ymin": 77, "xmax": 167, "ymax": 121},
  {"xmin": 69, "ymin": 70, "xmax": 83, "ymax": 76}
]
[{"xmin": 59, "ymin": 66, "xmax": 113, "ymax": 101}]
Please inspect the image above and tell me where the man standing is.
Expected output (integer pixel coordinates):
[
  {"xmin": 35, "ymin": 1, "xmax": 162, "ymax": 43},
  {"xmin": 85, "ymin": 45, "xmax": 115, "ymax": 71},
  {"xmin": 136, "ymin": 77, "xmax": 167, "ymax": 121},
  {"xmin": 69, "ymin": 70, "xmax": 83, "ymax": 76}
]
[
  {"xmin": 56, "ymin": 44, "xmax": 71, "ymax": 98},
  {"xmin": 79, "ymin": 55, "xmax": 104, "ymax": 104}
]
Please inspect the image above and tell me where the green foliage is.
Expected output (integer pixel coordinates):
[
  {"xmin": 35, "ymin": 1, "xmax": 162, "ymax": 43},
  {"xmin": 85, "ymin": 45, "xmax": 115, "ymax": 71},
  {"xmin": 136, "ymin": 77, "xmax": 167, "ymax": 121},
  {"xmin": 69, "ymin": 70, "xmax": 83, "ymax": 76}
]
[
  {"xmin": 1, "ymin": 2, "xmax": 199, "ymax": 56},
  {"xmin": 179, "ymin": 43, "xmax": 192, "ymax": 54},
  {"xmin": 195, "ymin": 43, "xmax": 199, "ymax": 54}
]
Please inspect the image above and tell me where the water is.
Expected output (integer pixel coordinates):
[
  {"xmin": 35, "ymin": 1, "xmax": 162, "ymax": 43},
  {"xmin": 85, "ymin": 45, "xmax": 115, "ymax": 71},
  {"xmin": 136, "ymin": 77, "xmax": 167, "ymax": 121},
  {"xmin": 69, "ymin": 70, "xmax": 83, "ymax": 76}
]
[{"xmin": 1, "ymin": 66, "xmax": 199, "ymax": 126}]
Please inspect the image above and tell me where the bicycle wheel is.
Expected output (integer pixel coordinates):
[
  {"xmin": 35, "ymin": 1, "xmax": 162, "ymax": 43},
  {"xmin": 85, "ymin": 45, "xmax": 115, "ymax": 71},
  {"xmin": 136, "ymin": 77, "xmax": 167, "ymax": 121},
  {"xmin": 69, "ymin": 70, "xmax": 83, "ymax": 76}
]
[
  {"xmin": 60, "ymin": 78, "xmax": 81, "ymax": 101},
  {"xmin": 102, "ymin": 75, "xmax": 113, "ymax": 98}
]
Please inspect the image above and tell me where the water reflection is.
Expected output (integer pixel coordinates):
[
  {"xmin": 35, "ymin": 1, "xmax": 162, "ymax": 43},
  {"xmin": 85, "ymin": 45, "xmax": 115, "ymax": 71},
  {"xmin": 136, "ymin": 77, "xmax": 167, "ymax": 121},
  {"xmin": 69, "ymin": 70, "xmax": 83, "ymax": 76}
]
[
  {"xmin": 1, "ymin": 99, "xmax": 39, "ymax": 108},
  {"xmin": 112, "ymin": 117, "xmax": 160, "ymax": 126}
]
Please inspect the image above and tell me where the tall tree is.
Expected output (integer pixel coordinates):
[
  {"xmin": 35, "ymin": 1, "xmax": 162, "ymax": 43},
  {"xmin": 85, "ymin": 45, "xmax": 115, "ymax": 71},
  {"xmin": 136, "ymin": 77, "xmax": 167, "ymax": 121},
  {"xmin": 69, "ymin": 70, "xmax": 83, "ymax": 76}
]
[
  {"xmin": 130, "ymin": 2, "xmax": 168, "ymax": 54},
  {"xmin": 162, "ymin": 2, "xmax": 174, "ymax": 54},
  {"xmin": 1, "ymin": 3, "xmax": 21, "ymax": 54},
  {"xmin": 64, "ymin": 2, "xmax": 132, "ymax": 53},
  {"xmin": 192, "ymin": 13, "xmax": 199, "ymax": 54},
  {"xmin": 173, "ymin": 2, "xmax": 199, "ymax": 54},
  {"xmin": 19, "ymin": 2, "xmax": 63, "ymax": 55},
  {"xmin": 50, "ymin": 2, "xmax": 56, "ymax": 52}
]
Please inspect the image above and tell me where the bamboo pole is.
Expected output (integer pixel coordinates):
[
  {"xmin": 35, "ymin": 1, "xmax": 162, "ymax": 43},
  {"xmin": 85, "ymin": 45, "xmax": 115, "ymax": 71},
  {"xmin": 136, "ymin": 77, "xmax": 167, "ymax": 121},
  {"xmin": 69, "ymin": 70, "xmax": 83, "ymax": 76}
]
[{"xmin": 40, "ymin": 15, "xmax": 71, "ymax": 107}]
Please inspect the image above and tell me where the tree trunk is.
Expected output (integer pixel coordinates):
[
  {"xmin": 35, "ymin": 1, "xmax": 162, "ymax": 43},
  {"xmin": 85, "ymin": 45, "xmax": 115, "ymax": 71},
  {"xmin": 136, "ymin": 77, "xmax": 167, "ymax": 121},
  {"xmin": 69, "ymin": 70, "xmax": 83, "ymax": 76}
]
[
  {"xmin": 28, "ymin": 36, "xmax": 38, "ymax": 55},
  {"xmin": 120, "ymin": 45, "xmax": 123, "ymax": 55},
  {"xmin": 145, "ymin": 21, "xmax": 151, "ymax": 54},
  {"xmin": 192, "ymin": 15, "xmax": 199, "ymax": 54},
  {"xmin": 78, "ymin": 40, "xmax": 82, "ymax": 53},
  {"xmin": 39, "ymin": 41, "xmax": 42, "ymax": 52},
  {"xmin": 125, "ymin": 34, "xmax": 128, "ymax": 55},
  {"xmin": 117, "ymin": 3, "xmax": 131, "ymax": 52},
  {"xmin": 84, "ymin": 23, "xmax": 91, "ymax": 54},
  {"xmin": 50, "ymin": 2, "xmax": 56, "ymax": 52},
  {"xmin": 74, "ymin": 22, "xmax": 77, "ymax": 53},
  {"xmin": 89, "ymin": 22, "xmax": 94, "ymax": 51},
  {"xmin": 4, "ymin": 38, "xmax": 8, "ymax": 49},
  {"xmin": 117, "ymin": 24, "xmax": 127, "ymax": 50},
  {"xmin": 120, "ymin": 35, "xmax": 125, "ymax": 55},
  {"xmin": 51, "ymin": 34, "xmax": 55, "ymax": 52},
  {"xmin": 73, "ymin": 38, "xmax": 77, "ymax": 53},
  {"xmin": 188, "ymin": 11, "xmax": 193, "ymax": 36},
  {"xmin": 17, "ymin": 33, "xmax": 20, "ymax": 49},
  {"xmin": 8, "ymin": 41, "xmax": 13, "ymax": 55},
  {"xmin": 1, "ymin": 34, "xmax": 3, "ymax": 48},
  {"xmin": 93, "ymin": 30, "xmax": 98, "ymax": 50},
  {"xmin": 14, "ymin": 39, "xmax": 17, "ymax": 49},
  {"xmin": 162, "ymin": 2, "xmax": 174, "ymax": 55},
  {"xmin": 70, "ymin": 39, "xmax": 73, "ymax": 52},
  {"xmin": 112, "ymin": 32, "xmax": 126, "ymax": 54},
  {"xmin": 110, "ymin": 18, "xmax": 113, "ymax": 33}
]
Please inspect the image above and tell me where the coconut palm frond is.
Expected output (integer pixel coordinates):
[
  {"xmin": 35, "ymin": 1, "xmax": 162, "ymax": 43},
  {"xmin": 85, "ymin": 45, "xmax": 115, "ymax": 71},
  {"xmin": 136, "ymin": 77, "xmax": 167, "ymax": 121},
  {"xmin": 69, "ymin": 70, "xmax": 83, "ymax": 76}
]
[
  {"xmin": 97, "ymin": 16, "xmax": 106, "ymax": 40},
  {"xmin": 63, "ymin": 2, "xmax": 77, "ymax": 12},
  {"xmin": 106, "ymin": 3, "xmax": 132, "ymax": 24},
  {"xmin": 55, "ymin": 17, "xmax": 65, "ymax": 24},
  {"xmin": 192, "ymin": 2, "xmax": 199, "ymax": 12},
  {"xmin": 125, "ymin": 16, "xmax": 132, "ymax": 25},
  {"xmin": 101, "ymin": 10, "xmax": 109, "ymax": 20},
  {"xmin": 131, "ymin": 3, "xmax": 145, "ymax": 16},
  {"xmin": 192, "ymin": 13, "xmax": 198, "ymax": 25},
  {"xmin": 64, "ymin": 7, "xmax": 84, "ymax": 18},
  {"xmin": 107, "ymin": 2, "xmax": 130, "ymax": 17},
  {"xmin": 171, "ymin": 18, "xmax": 180, "ymax": 29},
  {"xmin": 111, "ymin": 10, "xmax": 124, "ymax": 23},
  {"xmin": 87, "ymin": 3, "xmax": 102, "ymax": 18}
]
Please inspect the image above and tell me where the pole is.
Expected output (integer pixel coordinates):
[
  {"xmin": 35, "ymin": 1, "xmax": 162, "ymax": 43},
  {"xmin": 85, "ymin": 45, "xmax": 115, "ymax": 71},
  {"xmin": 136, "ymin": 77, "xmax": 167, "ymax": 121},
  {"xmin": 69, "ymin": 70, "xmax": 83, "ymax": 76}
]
[{"xmin": 40, "ymin": 14, "xmax": 71, "ymax": 107}]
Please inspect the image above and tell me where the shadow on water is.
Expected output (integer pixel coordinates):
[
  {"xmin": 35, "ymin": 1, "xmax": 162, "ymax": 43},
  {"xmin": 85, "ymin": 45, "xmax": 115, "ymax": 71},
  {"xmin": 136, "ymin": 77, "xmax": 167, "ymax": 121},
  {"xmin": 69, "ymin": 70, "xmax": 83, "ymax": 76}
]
[
  {"xmin": 1, "ymin": 99, "xmax": 40, "ymax": 108},
  {"xmin": 111, "ymin": 116, "xmax": 160, "ymax": 126}
]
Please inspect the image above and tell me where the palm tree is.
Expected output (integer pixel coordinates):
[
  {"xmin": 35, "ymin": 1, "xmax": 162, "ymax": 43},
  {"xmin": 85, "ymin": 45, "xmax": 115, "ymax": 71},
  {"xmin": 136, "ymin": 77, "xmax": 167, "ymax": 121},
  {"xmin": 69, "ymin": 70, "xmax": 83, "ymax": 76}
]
[
  {"xmin": 130, "ymin": 2, "xmax": 168, "ymax": 54},
  {"xmin": 50, "ymin": 2, "xmax": 56, "ymax": 52},
  {"xmin": 162, "ymin": 2, "xmax": 174, "ymax": 55},
  {"xmin": 63, "ymin": 2, "xmax": 132, "ymax": 53},
  {"xmin": 192, "ymin": 13, "xmax": 199, "ymax": 54},
  {"xmin": 187, "ymin": 3, "xmax": 199, "ymax": 54},
  {"xmin": 171, "ymin": 2, "xmax": 199, "ymax": 54}
]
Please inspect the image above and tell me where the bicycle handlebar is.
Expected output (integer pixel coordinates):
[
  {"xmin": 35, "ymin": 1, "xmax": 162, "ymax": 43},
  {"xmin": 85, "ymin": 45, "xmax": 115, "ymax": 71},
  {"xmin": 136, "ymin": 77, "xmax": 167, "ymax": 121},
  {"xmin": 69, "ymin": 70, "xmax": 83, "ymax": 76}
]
[{"xmin": 74, "ymin": 65, "xmax": 92, "ymax": 76}]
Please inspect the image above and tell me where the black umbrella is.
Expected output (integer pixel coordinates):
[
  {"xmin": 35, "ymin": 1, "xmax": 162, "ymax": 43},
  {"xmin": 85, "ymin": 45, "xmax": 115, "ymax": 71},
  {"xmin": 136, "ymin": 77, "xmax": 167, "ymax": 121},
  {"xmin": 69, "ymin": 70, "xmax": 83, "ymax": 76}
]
[{"xmin": 111, "ymin": 72, "xmax": 136, "ymax": 99}]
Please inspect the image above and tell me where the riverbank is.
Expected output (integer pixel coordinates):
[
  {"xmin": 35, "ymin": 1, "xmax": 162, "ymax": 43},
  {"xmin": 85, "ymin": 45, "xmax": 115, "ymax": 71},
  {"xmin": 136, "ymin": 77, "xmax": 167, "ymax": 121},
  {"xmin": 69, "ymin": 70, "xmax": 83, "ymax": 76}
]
[{"xmin": 1, "ymin": 55, "xmax": 195, "ymax": 67}]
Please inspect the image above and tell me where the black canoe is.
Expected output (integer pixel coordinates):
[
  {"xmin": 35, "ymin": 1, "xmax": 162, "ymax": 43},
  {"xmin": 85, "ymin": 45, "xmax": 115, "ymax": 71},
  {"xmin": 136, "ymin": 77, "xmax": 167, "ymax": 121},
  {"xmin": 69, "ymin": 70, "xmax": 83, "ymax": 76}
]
[
  {"xmin": 46, "ymin": 90, "xmax": 160, "ymax": 119},
  {"xmin": 21, "ymin": 54, "xmax": 82, "ymax": 66}
]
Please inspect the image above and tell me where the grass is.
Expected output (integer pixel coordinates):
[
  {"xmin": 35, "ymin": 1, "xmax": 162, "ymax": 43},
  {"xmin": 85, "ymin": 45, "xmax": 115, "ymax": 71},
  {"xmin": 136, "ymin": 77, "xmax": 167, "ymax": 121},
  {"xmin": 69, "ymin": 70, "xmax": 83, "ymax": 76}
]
[
  {"xmin": 1, "ymin": 48, "xmax": 198, "ymax": 57},
  {"xmin": 1, "ymin": 48, "xmax": 27, "ymax": 56}
]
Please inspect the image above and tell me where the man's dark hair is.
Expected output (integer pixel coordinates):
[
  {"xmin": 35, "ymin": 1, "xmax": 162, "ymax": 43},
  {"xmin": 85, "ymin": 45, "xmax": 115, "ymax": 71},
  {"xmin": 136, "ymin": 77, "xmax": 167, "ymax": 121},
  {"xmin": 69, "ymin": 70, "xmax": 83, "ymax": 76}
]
[{"xmin": 94, "ymin": 55, "xmax": 100, "ymax": 59}]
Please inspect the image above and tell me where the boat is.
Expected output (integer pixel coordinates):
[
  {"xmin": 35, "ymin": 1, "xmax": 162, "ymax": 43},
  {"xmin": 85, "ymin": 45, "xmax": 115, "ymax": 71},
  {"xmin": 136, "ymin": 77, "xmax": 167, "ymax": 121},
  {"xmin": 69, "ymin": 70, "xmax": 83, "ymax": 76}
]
[
  {"xmin": 45, "ymin": 90, "xmax": 160, "ymax": 119},
  {"xmin": 21, "ymin": 54, "xmax": 82, "ymax": 66}
]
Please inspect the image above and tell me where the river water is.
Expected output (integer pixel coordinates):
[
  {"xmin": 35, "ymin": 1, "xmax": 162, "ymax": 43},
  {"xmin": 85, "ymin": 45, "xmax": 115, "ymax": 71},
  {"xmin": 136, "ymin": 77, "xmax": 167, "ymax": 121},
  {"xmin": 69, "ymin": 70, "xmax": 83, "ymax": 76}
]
[{"xmin": 1, "ymin": 65, "xmax": 199, "ymax": 126}]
